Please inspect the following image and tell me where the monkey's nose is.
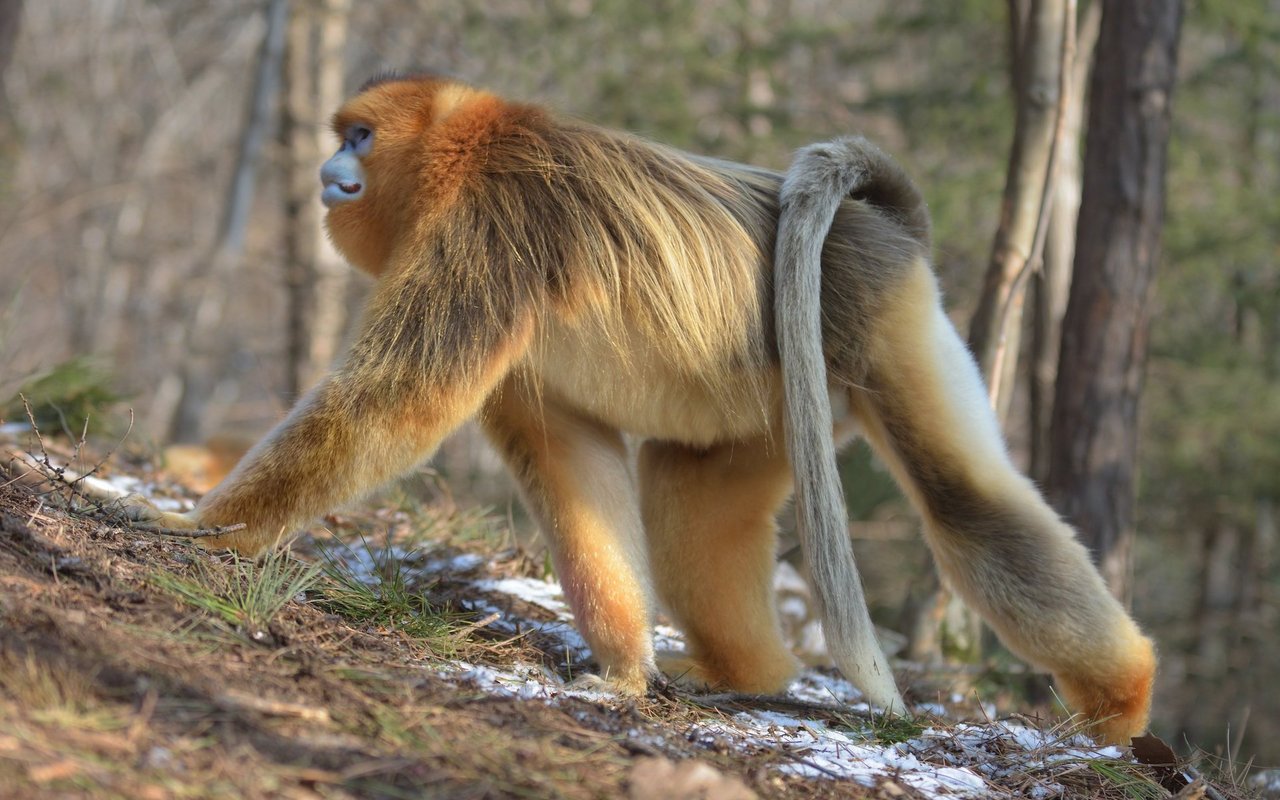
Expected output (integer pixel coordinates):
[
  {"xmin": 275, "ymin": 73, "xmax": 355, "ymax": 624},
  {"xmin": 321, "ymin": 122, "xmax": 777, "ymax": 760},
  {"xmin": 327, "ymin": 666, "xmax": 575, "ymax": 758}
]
[{"xmin": 320, "ymin": 156, "xmax": 366, "ymax": 207}]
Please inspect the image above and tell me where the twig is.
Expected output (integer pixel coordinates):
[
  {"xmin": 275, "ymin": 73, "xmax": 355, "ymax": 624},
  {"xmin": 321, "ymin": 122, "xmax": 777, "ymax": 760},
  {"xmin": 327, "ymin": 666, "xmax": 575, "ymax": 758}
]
[
  {"xmin": 215, "ymin": 689, "xmax": 331, "ymax": 723},
  {"xmin": 141, "ymin": 522, "xmax": 248, "ymax": 539},
  {"xmin": 4, "ymin": 443, "xmax": 242, "ymax": 540},
  {"xmin": 66, "ymin": 408, "xmax": 135, "ymax": 493},
  {"xmin": 460, "ymin": 611, "xmax": 502, "ymax": 632},
  {"xmin": 1180, "ymin": 770, "xmax": 1226, "ymax": 800}
]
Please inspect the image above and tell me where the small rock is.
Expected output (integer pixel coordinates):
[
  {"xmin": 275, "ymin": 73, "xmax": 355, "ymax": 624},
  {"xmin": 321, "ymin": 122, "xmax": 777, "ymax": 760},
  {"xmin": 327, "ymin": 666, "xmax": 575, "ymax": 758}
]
[
  {"xmin": 140, "ymin": 746, "xmax": 178, "ymax": 771},
  {"xmin": 628, "ymin": 756, "xmax": 757, "ymax": 800}
]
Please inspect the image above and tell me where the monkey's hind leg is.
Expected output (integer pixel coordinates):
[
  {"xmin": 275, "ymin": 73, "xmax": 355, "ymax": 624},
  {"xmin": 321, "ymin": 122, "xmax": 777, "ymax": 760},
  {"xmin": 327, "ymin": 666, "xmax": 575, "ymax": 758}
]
[
  {"xmin": 639, "ymin": 436, "xmax": 801, "ymax": 693},
  {"xmin": 482, "ymin": 380, "xmax": 655, "ymax": 695},
  {"xmin": 847, "ymin": 262, "xmax": 1156, "ymax": 745}
]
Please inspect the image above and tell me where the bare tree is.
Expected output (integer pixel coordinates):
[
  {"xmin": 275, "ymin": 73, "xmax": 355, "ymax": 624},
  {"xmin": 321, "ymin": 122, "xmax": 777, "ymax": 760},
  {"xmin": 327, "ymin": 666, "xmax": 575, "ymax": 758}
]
[
  {"xmin": 284, "ymin": 0, "xmax": 352, "ymax": 400},
  {"xmin": 1047, "ymin": 0, "xmax": 1184, "ymax": 600},
  {"xmin": 164, "ymin": 0, "xmax": 290, "ymax": 443},
  {"xmin": 0, "ymin": 0, "xmax": 21, "ymax": 171},
  {"xmin": 1028, "ymin": 1, "xmax": 1100, "ymax": 484},
  {"xmin": 968, "ymin": 0, "xmax": 1073, "ymax": 424},
  {"xmin": 0, "ymin": 1, "xmax": 21, "ymax": 85}
]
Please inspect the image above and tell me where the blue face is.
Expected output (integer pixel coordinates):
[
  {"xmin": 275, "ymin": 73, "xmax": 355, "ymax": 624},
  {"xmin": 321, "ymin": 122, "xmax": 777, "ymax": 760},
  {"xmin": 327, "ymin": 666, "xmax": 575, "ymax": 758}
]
[{"xmin": 320, "ymin": 125, "xmax": 373, "ymax": 207}]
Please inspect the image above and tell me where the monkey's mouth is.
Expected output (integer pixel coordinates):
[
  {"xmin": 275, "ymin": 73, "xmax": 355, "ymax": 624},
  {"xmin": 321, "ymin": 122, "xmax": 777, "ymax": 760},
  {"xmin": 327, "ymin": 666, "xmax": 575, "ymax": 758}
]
[{"xmin": 321, "ymin": 179, "xmax": 365, "ymax": 207}]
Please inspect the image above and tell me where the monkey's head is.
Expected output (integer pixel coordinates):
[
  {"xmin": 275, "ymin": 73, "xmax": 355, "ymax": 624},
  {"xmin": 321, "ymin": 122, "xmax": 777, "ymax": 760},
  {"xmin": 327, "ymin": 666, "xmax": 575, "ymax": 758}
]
[{"xmin": 320, "ymin": 74, "xmax": 493, "ymax": 275}]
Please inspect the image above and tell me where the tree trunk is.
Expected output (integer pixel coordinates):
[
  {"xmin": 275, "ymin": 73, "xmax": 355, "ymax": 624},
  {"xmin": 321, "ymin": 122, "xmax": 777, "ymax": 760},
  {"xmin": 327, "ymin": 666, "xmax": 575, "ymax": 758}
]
[
  {"xmin": 0, "ymin": 0, "xmax": 21, "ymax": 86},
  {"xmin": 283, "ymin": 1, "xmax": 319, "ymax": 400},
  {"xmin": 165, "ymin": 0, "xmax": 290, "ymax": 443},
  {"xmin": 0, "ymin": 0, "xmax": 23, "ymax": 165},
  {"xmin": 284, "ymin": 0, "xmax": 351, "ymax": 400},
  {"xmin": 1194, "ymin": 525, "xmax": 1239, "ymax": 675},
  {"xmin": 1046, "ymin": 0, "xmax": 1184, "ymax": 600},
  {"xmin": 1237, "ymin": 498, "xmax": 1276, "ymax": 630},
  {"xmin": 306, "ymin": 0, "xmax": 352, "ymax": 386},
  {"xmin": 1028, "ymin": 0, "xmax": 1099, "ymax": 484},
  {"xmin": 967, "ymin": 0, "xmax": 1069, "ymax": 423}
]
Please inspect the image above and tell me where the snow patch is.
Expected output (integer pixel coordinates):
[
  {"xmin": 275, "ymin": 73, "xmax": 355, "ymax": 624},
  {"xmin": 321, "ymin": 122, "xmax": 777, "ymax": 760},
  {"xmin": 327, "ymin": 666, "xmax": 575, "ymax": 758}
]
[
  {"xmin": 442, "ymin": 661, "xmax": 613, "ymax": 703},
  {"xmin": 460, "ymin": 595, "xmax": 593, "ymax": 664},
  {"xmin": 785, "ymin": 670, "xmax": 867, "ymax": 708},
  {"xmin": 697, "ymin": 708, "xmax": 986, "ymax": 793},
  {"xmin": 332, "ymin": 543, "xmax": 1135, "ymax": 798},
  {"xmin": 320, "ymin": 542, "xmax": 486, "ymax": 586},
  {"xmin": 474, "ymin": 576, "xmax": 569, "ymax": 615},
  {"xmin": 100, "ymin": 474, "xmax": 194, "ymax": 511}
]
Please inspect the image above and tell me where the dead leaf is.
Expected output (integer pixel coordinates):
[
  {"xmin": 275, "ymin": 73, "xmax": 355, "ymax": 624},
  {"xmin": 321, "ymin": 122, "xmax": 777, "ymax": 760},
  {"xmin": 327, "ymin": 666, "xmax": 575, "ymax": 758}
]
[
  {"xmin": 628, "ymin": 756, "xmax": 757, "ymax": 800},
  {"xmin": 1132, "ymin": 734, "xmax": 1177, "ymax": 766},
  {"xmin": 1132, "ymin": 734, "xmax": 1190, "ymax": 793}
]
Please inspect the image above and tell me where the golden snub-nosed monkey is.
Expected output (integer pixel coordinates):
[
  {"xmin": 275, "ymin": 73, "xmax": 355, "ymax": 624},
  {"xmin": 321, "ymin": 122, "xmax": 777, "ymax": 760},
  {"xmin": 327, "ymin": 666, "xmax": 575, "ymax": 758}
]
[{"xmin": 132, "ymin": 73, "xmax": 1156, "ymax": 745}]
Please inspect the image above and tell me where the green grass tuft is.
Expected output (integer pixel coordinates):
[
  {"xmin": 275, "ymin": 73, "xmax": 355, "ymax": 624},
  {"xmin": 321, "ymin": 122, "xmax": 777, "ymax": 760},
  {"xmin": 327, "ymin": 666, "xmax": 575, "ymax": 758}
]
[
  {"xmin": 151, "ymin": 549, "xmax": 323, "ymax": 639},
  {"xmin": 314, "ymin": 537, "xmax": 463, "ymax": 656},
  {"xmin": 851, "ymin": 712, "xmax": 927, "ymax": 745},
  {"xmin": 3, "ymin": 357, "xmax": 123, "ymax": 436},
  {"xmin": 1086, "ymin": 760, "xmax": 1166, "ymax": 800}
]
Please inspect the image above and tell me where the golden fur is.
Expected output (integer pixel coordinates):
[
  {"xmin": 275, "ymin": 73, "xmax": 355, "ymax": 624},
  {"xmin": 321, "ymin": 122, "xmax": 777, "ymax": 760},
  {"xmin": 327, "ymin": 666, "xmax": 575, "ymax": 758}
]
[{"xmin": 136, "ymin": 74, "xmax": 1155, "ymax": 744}]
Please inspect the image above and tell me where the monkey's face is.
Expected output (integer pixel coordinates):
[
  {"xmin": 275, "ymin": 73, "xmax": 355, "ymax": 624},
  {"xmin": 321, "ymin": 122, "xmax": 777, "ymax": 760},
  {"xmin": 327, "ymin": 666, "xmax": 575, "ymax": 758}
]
[
  {"xmin": 320, "ymin": 112, "xmax": 394, "ymax": 275},
  {"xmin": 320, "ymin": 124, "xmax": 370, "ymax": 208},
  {"xmin": 319, "ymin": 76, "xmax": 512, "ymax": 276},
  {"xmin": 320, "ymin": 79, "xmax": 443, "ymax": 275}
]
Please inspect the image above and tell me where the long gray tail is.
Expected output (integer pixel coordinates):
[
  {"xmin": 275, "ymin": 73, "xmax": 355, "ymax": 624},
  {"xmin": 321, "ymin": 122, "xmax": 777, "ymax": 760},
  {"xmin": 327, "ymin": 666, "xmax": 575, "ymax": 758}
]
[{"xmin": 775, "ymin": 137, "xmax": 926, "ymax": 712}]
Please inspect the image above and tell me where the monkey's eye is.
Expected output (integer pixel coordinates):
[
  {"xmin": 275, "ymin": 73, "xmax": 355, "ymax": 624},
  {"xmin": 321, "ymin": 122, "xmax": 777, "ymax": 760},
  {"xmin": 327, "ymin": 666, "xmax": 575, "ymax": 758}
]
[{"xmin": 348, "ymin": 125, "xmax": 373, "ymax": 156}]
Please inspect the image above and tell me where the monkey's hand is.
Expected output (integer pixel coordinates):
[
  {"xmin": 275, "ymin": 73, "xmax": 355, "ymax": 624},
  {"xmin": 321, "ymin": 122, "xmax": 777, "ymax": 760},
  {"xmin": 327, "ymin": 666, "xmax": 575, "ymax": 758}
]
[
  {"xmin": 118, "ymin": 496, "xmax": 247, "ymax": 547},
  {"xmin": 120, "ymin": 498, "xmax": 198, "ymax": 533}
]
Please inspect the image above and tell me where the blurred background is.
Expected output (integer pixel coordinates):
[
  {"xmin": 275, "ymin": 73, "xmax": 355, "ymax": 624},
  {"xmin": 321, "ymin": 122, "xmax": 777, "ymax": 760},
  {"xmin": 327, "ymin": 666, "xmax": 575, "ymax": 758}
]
[{"xmin": 0, "ymin": 0, "xmax": 1276, "ymax": 770}]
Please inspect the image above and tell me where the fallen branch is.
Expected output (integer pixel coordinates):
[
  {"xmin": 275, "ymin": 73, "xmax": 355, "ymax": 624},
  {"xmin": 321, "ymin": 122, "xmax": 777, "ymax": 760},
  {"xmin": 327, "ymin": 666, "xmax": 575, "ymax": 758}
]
[
  {"xmin": 678, "ymin": 690, "xmax": 857, "ymax": 719},
  {"xmin": 215, "ymin": 689, "xmax": 331, "ymax": 723}
]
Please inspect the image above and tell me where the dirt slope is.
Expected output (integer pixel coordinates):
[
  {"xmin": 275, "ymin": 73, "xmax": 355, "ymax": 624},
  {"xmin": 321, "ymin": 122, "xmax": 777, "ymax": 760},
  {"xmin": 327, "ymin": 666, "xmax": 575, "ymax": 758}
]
[{"xmin": 0, "ymin": 441, "xmax": 1237, "ymax": 800}]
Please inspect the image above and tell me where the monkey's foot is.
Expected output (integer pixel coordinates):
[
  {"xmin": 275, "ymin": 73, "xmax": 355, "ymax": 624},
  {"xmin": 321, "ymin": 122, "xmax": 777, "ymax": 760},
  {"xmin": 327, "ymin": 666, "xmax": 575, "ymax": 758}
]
[
  {"xmin": 1054, "ymin": 636, "xmax": 1157, "ymax": 746},
  {"xmin": 566, "ymin": 668, "xmax": 649, "ymax": 697},
  {"xmin": 657, "ymin": 649, "xmax": 800, "ymax": 695},
  {"xmin": 656, "ymin": 652, "xmax": 722, "ymax": 692}
]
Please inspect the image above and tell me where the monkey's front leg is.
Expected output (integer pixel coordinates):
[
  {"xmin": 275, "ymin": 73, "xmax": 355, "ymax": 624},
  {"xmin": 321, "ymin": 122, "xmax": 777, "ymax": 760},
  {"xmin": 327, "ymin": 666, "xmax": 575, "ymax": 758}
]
[
  {"xmin": 171, "ymin": 380, "xmax": 440, "ymax": 552},
  {"xmin": 482, "ymin": 379, "xmax": 655, "ymax": 694},
  {"xmin": 144, "ymin": 353, "xmax": 514, "ymax": 555}
]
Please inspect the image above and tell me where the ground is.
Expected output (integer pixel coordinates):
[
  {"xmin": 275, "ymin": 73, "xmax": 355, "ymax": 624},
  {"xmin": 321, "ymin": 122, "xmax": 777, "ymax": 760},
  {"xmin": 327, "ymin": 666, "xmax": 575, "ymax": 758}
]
[{"xmin": 0, "ymin": 431, "xmax": 1252, "ymax": 800}]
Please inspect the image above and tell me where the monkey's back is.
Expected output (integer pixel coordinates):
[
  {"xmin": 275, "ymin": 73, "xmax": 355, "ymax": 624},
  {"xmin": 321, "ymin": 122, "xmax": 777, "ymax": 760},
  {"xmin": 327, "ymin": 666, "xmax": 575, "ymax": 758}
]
[{"xmin": 499, "ymin": 122, "xmax": 926, "ymax": 443}]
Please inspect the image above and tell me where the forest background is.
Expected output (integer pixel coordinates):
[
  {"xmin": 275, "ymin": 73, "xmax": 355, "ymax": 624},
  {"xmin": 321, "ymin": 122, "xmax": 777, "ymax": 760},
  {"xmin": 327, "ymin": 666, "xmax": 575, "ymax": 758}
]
[{"xmin": 0, "ymin": 0, "xmax": 1276, "ymax": 770}]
